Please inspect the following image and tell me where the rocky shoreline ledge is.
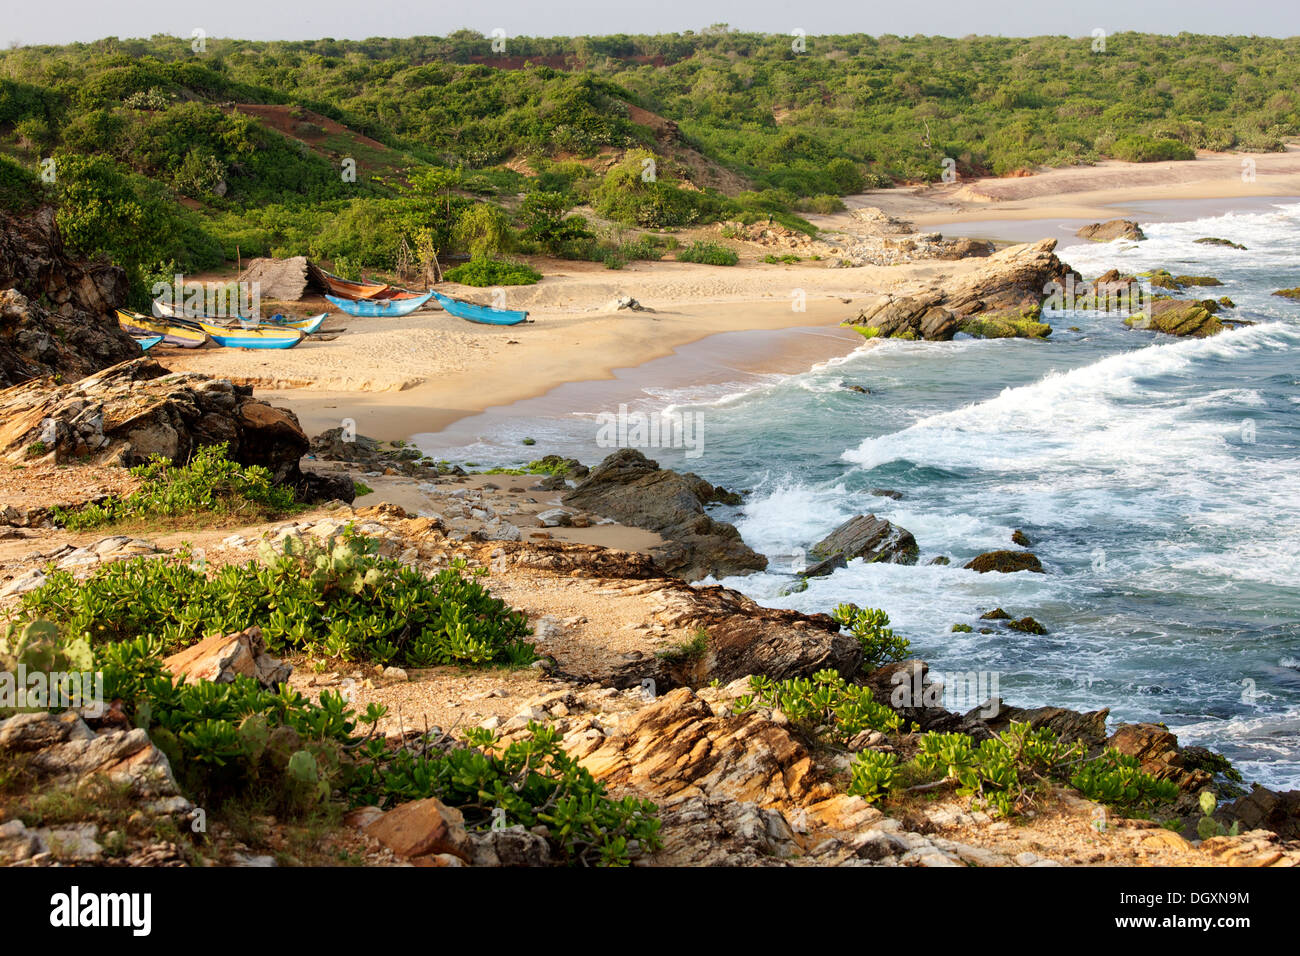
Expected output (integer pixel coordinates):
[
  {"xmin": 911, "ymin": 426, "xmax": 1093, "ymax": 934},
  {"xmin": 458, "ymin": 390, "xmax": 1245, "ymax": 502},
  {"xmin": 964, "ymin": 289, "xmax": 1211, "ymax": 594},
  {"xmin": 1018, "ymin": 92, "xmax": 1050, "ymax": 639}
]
[{"xmin": 1, "ymin": 208, "xmax": 1295, "ymax": 868}]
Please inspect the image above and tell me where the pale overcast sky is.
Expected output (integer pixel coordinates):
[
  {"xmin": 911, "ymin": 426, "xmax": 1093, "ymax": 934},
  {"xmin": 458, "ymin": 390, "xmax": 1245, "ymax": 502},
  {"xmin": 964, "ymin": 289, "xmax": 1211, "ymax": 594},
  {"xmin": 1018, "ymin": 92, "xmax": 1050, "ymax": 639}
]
[{"xmin": 3, "ymin": 0, "xmax": 1299, "ymax": 47}]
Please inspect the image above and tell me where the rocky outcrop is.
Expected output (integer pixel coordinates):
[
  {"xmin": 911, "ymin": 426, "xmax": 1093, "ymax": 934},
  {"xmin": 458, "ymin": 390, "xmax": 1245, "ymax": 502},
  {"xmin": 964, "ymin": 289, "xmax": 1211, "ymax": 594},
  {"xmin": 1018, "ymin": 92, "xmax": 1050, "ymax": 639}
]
[
  {"xmin": 0, "ymin": 710, "xmax": 183, "ymax": 799},
  {"xmin": 163, "ymin": 626, "xmax": 292, "ymax": 689},
  {"xmin": 1125, "ymin": 298, "xmax": 1224, "ymax": 337},
  {"xmin": 484, "ymin": 537, "xmax": 858, "ymax": 689},
  {"xmin": 1223, "ymin": 786, "xmax": 1300, "ymax": 841},
  {"xmin": 810, "ymin": 514, "xmax": 919, "ymax": 565},
  {"xmin": 0, "ymin": 205, "xmax": 139, "ymax": 389},
  {"xmin": 1194, "ymin": 237, "xmax": 1246, "ymax": 250},
  {"xmin": 824, "ymin": 208, "xmax": 995, "ymax": 267},
  {"xmin": 843, "ymin": 240, "xmax": 1077, "ymax": 341},
  {"xmin": 1107, "ymin": 723, "xmax": 1213, "ymax": 804},
  {"xmin": 579, "ymin": 687, "xmax": 817, "ymax": 805},
  {"xmin": 963, "ymin": 550, "xmax": 1044, "ymax": 574},
  {"xmin": 563, "ymin": 449, "xmax": 766, "ymax": 581},
  {"xmin": 0, "ymin": 358, "xmax": 348, "ymax": 501},
  {"xmin": 1076, "ymin": 219, "xmax": 1145, "ymax": 242}
]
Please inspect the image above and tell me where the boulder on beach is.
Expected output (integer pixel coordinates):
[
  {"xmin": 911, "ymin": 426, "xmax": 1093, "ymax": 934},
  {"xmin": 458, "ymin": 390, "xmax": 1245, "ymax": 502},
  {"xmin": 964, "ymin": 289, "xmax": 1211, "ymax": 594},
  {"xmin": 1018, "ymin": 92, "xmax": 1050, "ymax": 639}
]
[
  {"xmin": 842, "ymin": 239, "xmax": 1078, "ymax": 341},
  {"xmin": 810, "ymin": 514, "xmax": 919, "ymax": 565},
  {"xmin": 562, "ymin": 449, "xmax": 767, "ymax": 581},
  {"xmin": 1076, "ymin": 219, "xmax": 1146, "ymax": 242}
]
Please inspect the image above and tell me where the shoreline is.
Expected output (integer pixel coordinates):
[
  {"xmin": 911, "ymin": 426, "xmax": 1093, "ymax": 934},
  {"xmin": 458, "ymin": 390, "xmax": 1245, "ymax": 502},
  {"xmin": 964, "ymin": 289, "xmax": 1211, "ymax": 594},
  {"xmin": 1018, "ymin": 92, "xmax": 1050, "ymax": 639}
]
[{"xmin": 157, "ymin": 167, "xmax": 1300, "ymax": 447}]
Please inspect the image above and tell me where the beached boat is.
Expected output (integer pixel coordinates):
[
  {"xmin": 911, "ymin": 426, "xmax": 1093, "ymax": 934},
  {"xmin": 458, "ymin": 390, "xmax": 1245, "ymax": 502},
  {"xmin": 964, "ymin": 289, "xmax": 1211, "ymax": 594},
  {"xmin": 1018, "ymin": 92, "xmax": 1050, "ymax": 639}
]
[
  {"xmin": 325, "ymin": 291, "xmax": 435, "ymax": 317},
  {"xmin": 316, "ymin": 269, "xmax": 392, "ymax": 300},
  {"xmin": 430, "ymin": 290, "xmax": 528, "ymax": 326},
  {"xmin": 156, "ymin": 301, "xmax": 328, "ymax": 335},
  {"xmin": 264, "ymin": 312, "xmax": 328, "ymax": 334},
  {"xmin": 133, "ymin": 335, "xmax": 165, "ymax": 351},
  {"xmin": 193, "ymin": 321, "xmax": 304, "ymax": 349},
  {"xmin": 116, "ymin": 310, "xmax": 209, "ymax": 349}
]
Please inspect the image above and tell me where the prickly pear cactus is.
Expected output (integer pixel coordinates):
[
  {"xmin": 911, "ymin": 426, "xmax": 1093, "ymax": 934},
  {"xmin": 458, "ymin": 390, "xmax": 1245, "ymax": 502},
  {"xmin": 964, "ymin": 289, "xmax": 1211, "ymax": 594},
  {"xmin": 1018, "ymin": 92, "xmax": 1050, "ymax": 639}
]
[
  {"xmin": 238, "ymin": 714, "xmax": 270, "ymax": 761},
  {"xmin": 0, "ymin": 620, "xmax": 93, "ymax": 676},
  {"xmin": 285, "ymin": 748, "xmax": 330, "ymax": 807}
]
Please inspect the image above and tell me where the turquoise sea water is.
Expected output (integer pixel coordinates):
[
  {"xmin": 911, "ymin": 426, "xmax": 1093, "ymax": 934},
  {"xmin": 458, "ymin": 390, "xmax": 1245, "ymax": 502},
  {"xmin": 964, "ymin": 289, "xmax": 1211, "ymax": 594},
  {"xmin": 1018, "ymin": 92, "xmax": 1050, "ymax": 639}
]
[{"xmin": 415, "ymin": 199, "xmax": 1300, "ymax": 790}]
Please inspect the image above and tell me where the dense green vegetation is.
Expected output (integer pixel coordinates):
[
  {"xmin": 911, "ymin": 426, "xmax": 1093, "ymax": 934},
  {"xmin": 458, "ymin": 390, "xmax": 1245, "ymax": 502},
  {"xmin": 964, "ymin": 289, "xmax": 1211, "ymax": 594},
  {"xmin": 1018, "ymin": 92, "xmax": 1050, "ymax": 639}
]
[
  {"xmin": 16, "ymin": 530, "xmax": 535, "ymax": 667},
  {"xmin": 53, "ymin": 443, "xmax": 300, "ymax": 530},
  {"xmin": 1, "ymin": 619, "xmax": 660, "ymax": 865},
  {"xmin": 2, "ymin": 30, "xmax": 1296, "ymax": 298}
]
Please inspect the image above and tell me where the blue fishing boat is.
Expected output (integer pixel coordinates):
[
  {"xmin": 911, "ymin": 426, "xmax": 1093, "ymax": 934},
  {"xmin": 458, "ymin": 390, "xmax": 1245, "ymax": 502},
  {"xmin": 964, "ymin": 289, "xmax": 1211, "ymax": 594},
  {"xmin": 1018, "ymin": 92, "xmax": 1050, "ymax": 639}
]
[
  {"xmin": 133, "ymin": 335, "xmax": 165, "ymax": 351},
  {"xmin": 325, "ymin": 291, "xmax": 435, "ymax": 317},
  {"xmin": 430, "ymin": 290, "xmax": 528, "ymax": 326},
  {"xmin": 194, "ymin": 320, "xmax": 304, "ymax": 350}
]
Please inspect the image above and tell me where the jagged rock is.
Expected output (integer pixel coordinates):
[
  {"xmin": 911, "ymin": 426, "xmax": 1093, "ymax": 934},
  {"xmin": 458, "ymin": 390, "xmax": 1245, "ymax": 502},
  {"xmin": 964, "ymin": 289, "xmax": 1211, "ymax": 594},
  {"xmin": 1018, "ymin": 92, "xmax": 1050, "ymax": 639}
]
[
  {"xmin": 810, "ymin": 514, "xmax": 919, "ymax": 565},
  {"xmin": 1011, "ymin": 529, "xmax": 1032, "ymax": 546},
  {"xmin": 0, "ymin": 819, "xmax": 45, "ymax": 863},
  {"xmin": 1005, "ymin": 616, "xmax": 1048, "ymax": 635},
  {"xmin": 844, "ymin": 240, "xmax": 1077, "ymax": 340},
  {"xmin": 1108, "ymin": 723, "xmax": 1212, "ymax": 797},
  {"xmin": 470, "ymin": 827, "xmax": 553, "ymax": 867},
  {"xmin": 0, "ymin": 358, "xmax": 344, "ymax": 501},
  {"xmin": 650, "ymin": 796, "xmax": 802, "ymax": 866},
  {"xmin": 0, "ymin": 710, "xmax": 181, "ymax": 797},
  {"xmin": 976, "ymin": 701, "xmax": 1110, "ymax": 747},
  {"xmin": 1199, "ymin": 829, "xmax": 1300, "ymax": 867},
  {"xmin": 1125, "ymin": 299, "xmax": 1224, "ymax": 337},
  {"xmin": 1194, "ymin": 237, "xmax": 1246, "ymax": 250},
  {"xmin": 1076, "ymin": 219, "xmax": 1146, "ymax": 242},
  {"xmin": 0, "ymin": 205, "xmax": 136, "ymax": 389},
  {"xmin": 1223, "ymin": 786, "xmax": 1300, "ymax": 841},
  {"xmin": 964, "ymin": 550, "xmax": 1044, "ymax": 573},
  {"xmin": 364, "ymin": 797, "xmax": 474, "ymax": 862},
  {"xmin": 581, "ymin": 687, "xmax": 816, "ymax": 805},
  {"xmin": 536, "ymin": 508, "xmax": 573, "ymax": 527},
  {"xmin": 563, "ymin": 449, "xmax": 767, "ymax": 581},
  {"xmin": 799, "ymin": 554, "xmax": 847, "ymax": 578},
  {"xmin": 163, "ymin": 626, "xmax": 292, "ymax": 689}
]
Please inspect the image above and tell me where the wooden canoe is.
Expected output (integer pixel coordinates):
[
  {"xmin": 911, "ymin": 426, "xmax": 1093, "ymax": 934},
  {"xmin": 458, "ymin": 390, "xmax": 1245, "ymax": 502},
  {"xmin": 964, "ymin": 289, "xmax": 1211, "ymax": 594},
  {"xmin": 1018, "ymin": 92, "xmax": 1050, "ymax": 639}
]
[
  {"xmin": 193, "ymin": 321, "xmax": 304, "ymax": 349},
  {"xmin": 324, "ymin": 291, "xmax": 435, "ymax": 317},
  {"xmin": 430, "ymin": 290, "xmax": 528, "ymax": 326},
  {"xmin": 117, "ymin": 310, "xmax": 209, "ymax": 349},
  {"xmin": 317, "ymin": 270, "xmax": 392, "ymax": 300},
  {"xmin": 156, "ymin": 301, "xmax": 327, "ymax": 335}
]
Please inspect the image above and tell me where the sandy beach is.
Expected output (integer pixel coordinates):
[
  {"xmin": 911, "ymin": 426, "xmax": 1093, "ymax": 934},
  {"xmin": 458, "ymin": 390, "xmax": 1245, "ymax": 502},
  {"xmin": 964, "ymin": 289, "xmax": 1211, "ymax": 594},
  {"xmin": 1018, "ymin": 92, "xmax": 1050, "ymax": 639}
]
[
  {"xmin": 817, "ymin": 146, "xmax": 1300, "ymax": 228},
  {"xmin": 162, "ymin": 256, "xmax": 983, "ymax": 440},
  {"xmin": 159, "ymin": 148, "xmax": 1300, "ymax": 444}
]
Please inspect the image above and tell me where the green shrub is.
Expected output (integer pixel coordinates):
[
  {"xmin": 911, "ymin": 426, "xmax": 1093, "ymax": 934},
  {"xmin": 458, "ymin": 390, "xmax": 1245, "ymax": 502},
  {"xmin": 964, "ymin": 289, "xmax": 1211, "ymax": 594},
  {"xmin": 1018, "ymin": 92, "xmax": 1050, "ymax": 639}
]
[
  {"xmin": 675, "ymin": 240, "xmax": 738, "ymax": 266},
  {"xmin": 53, "ymin": 443, "xmax": 298, "ymax": 530},
  {"xmin": 17, "ymin": 530, "xmax": 535, "ymax": 668},
  {"xmin": 732, "ymin": 669, "xmax": 903, "ymax": 742},
  {"xmin": 12, "ymin": 619, "xmax": 660, "ymax": 864},
  {"xmin": 832, "ymin": 604, "xmax": 911, "ymax": 671},
  {"xmin": 444, "ymin": 257, "xmax": 542, "ymax": 287},
  {"xmin": 847, "ymin": 749, "xmax": 899, "ymax": 803},
  {"xmin": 1071, "ymin": 748, "xmax": 1183, "ymax": 810},
  {"xmin": 347, "ymin": 722, "xmax": 662, "ymax": 865},
  {"xmin": 1109, "ymin": 135, "xmax": 1195, "ymax": 163}
]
